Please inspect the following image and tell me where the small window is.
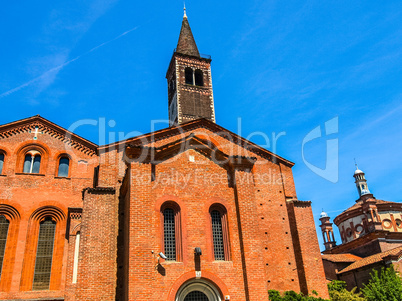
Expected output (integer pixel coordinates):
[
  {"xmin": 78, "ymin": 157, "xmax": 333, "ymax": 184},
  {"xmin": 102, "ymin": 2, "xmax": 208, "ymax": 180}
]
[
  {"xmin": 0, "ymin": 215, "xmax": 10, "ymax": 278},
  {"xmin": 163, "ymin": 208, "xmax": 176, "ymax": 260},
  {"xmin": 211, "ymin": 210, "xmax": 225, "ymax": 260},
  {"xmin": 0, "ymin": 153, "xmax": 4, "ymax": 174},
  {"xmin": 194, "ymin": 69, "xmax": 203, "ymax": 86},
  {"xmin": 210, "ymin": 205, "xmax": 230, "ymax": 261},
  {"xmin": 23, "ymin": 152, "xmax": 41, "ymax": 174},
  {"xmin": 57, "ymin": 157, "xmax": 70, "ymax": 177},
  {"xmin": 33, "ymin": 217, "xmax": 56, "ymax": 290},
  {"xmin": 185, "ymin": 67, "xmax": 193, "ymax": 85}
]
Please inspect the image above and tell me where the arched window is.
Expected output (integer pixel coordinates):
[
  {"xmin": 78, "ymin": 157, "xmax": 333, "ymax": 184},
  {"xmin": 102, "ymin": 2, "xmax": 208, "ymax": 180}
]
[
  {"xmin": 185, "ymin": 67, "xmax": 194, "ymax": 85},
  {"xmin": 210, "ymin": 205, "xmax": 230, "ymax": 261},
  {"xmin": 176, "ymin": 279, "xmax": 222, "ymax": 301},
  {"xmin": 23, "ymin": 151, "xmax": 41, "ymax": 174},
  {"xmin": 0, "ymin": 153, "xmax": 4, "ymax": 174},
  {"xmin": 161, "ymin": 202, "xmax": 182, "ymax": 261},
  {"xmin": 32, "ymin": 217, "xmax": 56, "ymax": 290},
  {"xmin": 0, "ymin": 215, "xmax": 10, "ymax": 278},
  {"xmin": 57, "ymin": 157, "xmax": 70, "ymax": 177},
  {"xmin": 194, "ymin": 69, "xmax": 203, "ymax": 86},
  {"xmin": 211, "ymin": 210, "xmax": 225, "ymax": 260},
  {"xmin": 163, "ymin": 208, "xmax": 176, "ymax": 260}
]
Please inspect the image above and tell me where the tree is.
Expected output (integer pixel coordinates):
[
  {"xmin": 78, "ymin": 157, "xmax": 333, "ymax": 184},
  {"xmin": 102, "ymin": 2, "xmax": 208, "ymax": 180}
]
[
  {"xmin": 268, "ymin": 289, "xmax": 328, "ymax": 301},
  {"xmin": 327, "ymin": 280, "xmax": 364, "ymax": 301},
  {"xmin": 361, "ymin": 266, "xmax": 402, "ymax": 301}
]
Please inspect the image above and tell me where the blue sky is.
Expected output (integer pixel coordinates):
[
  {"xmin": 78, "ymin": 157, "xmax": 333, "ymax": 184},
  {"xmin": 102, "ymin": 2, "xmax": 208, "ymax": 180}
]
[{"xmin": 1, "ymin": 1, "xmax": 401, "ymax": 248}]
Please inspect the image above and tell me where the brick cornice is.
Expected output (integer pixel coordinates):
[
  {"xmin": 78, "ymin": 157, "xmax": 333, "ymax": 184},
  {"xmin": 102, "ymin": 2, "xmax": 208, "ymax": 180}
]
[
  {"xmin": 126, "ymin": 133, "xmax": 257, "ymax": 171},
  {"xmin": 0, "ymin": 115, "xmax": 97, "ymax": 156},
  {"xmin": 82, "ymin": 187, "xmax": 116, "ymax": 200},
  {"xmin": 102, "ymin": 118, "xmax": 293, "ymax": 167}
]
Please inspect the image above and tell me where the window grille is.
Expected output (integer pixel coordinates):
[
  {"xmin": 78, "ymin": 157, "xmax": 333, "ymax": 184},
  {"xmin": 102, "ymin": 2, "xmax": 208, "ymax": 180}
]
[
  {"xmin": 163, "ymin": 208, "xmax": 176, "ymax": 260},
  {"xmin": 0, "ymin": 154, "xmax": 4, "ymax": 174},
  {"xmin": 211, "ymin": 210, "xmax": 225, "ymax": 260},
  {"xmin": 33, "ymin": 218, "xmax": 56, "ymax": 290},
  {"xmin": 57, "ymin": 157, "xmax": 70, "ymax": 177},
  {"xmin": 184, "ymin": 291, "xmax": 209, "ymax": 301},
  {"xmin": 0, "ymin": 215, "xmax": 9, "ymax": 278}
]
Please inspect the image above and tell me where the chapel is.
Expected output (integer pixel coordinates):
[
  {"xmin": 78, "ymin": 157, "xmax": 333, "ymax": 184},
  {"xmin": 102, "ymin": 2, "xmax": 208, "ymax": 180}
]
[{"xmin": 320, "ymin": 167, "xmax": 402, "ymax": 290}]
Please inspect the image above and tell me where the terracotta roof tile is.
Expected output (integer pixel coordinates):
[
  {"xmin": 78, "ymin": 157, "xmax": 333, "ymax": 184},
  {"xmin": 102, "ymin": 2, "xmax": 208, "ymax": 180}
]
[
  {"xmin": 322, "ymin": 253, "xmax": 361, "ymax": 263},
  {"xmin": 338, "ymin": 246, "xmax": 402, "ymax": 274}
]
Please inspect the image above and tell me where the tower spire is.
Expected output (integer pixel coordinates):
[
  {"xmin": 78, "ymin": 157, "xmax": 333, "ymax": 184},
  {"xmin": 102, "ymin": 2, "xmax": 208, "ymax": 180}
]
[{"xmin": 176, "ymin": 5, "xmax": 200, "ymax": 57}]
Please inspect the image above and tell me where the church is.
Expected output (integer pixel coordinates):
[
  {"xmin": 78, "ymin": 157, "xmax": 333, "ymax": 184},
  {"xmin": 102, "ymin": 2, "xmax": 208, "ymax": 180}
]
[
  {"xmin": 0, "ymin": 11, "xmax": 328, "ymax": 300},
  {"xmin": 320, "ymin": 167, "xmax": 402, "ymax": 290}
]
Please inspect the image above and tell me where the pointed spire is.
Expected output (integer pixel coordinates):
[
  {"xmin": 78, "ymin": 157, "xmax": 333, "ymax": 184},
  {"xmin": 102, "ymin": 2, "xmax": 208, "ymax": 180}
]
[{"xmin": 176, "ymin": 6, "xmax": 200, "ymax": 57}]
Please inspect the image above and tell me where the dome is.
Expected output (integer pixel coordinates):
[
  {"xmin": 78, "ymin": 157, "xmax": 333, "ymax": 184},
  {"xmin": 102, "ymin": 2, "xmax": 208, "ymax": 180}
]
[
  {"xmin": 320, "ymin": 211, "xmax": 328, "ymax": 218},
  {"xmin": 354, "ymin": 169, "xmax": 364, "ymax": 175}
]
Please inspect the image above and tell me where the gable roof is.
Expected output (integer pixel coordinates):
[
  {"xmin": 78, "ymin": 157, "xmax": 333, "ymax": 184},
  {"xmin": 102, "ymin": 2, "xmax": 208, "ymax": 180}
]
[
  {"xmin": 0, "ymin": 115, "xmax": 98, "ymax": 156},
  {"xmin": 100, "ymin": 118, "xmax": 294, "ymax": 167},
  {"xmin": 126, "ymin": 132, "xmax": 257, "ymax": 169},
  {"xmin": 338, "ymin": 246, "xmax": 402, "ymax": 274}
]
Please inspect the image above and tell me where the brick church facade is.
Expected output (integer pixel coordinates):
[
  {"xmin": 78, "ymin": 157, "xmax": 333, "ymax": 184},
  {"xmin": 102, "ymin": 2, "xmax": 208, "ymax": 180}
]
[{"xmin": 0, "ymin": 11, "xmax": 328, "ymax": 300}]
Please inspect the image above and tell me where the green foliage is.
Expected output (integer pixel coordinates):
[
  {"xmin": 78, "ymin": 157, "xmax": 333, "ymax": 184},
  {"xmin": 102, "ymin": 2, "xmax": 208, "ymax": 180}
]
[
  {"xmin": 268, "ymin": 289, "xmax": 328, "ymax": 301},
  {"xmin": 329, "ymin": 287, "xmax": 364, "ymax": 301},
  {"xmin": 361, "ymin": 266, "xmax": 402, "ymax": 301},
  {"xmin": 327, "ymin": 280, "xmax": 364, "ymax": 301},
  {"xmin": 327, "ymin": 280, "xmax": 347, "ymax": 293}
]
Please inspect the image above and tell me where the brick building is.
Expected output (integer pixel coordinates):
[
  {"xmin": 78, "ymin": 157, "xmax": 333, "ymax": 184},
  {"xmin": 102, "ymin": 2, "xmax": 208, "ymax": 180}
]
[
  {"xmin": 320, "ymin": 167, "xmax": 402, "ymax": 290},
  {"xmin": 0, "ymin": 11, "xmax": 328, "ymax": 300}
]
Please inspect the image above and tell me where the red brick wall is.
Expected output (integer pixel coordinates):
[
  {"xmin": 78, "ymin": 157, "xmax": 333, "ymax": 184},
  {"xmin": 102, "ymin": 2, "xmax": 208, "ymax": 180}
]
[
  {"xmin": 287, "ymin": 201, "xmax": 329, "ymax": 298},
  {"xmin": 75, "ymin": 188, "xmax": 117, "ymax": 300},
  {"xmin": 0, "ymin": 126, "xmax": 96, "ymax": 300},
  {"xmin": 0, "ymin": 121, "xmax": 328, "ymax": 300}
]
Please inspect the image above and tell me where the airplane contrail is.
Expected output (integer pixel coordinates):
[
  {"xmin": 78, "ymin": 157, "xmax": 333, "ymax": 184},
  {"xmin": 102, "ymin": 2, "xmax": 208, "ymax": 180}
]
[{"xmin": 0, "ymin": 26, "xmax": 139, "ymax": 99}]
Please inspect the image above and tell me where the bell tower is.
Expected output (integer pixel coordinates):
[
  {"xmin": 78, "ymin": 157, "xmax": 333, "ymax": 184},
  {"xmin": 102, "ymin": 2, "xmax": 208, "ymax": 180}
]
[
  {"xmin": 353, "ymin": 165, "xmax": 371, "ymax": 199},
  {"xmin": 319, "ymin": 211, "xmax": 336, "ymax": 250},
  {"xmin": 166, "ymin": 7, "xmax": 216, "ymax": 126}
]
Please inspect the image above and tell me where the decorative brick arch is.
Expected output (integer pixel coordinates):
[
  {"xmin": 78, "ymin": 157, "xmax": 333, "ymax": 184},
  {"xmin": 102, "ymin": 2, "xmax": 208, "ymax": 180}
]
[
  {"xmin": 20, "ymin": 206, "xmax": 66, "ymax": 291},
  {"xmin": 53, "ymin": 151, "xmax": 73, "ymax": 178},
  {"xmin": 0, "ymin": 147, "xmax": 11, "ymax": 175},
  {"xmin": 0, "ymin": 204, "xmax": 21, "ymax": 291},
  {"xmin": 15, "ymin": 141, "xmax": 51, "ymax": 174},
  {"xmin": 71, "ymin": 223, "xmax": 81, "ymax": 236},
  {"xmin": 168, "ymin": 271, "xmax": 229, "ymax": 301}
]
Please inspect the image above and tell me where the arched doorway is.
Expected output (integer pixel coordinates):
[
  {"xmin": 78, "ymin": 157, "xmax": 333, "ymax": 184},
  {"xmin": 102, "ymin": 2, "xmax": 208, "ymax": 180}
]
[{"xmin": 176, "ymin": 279, "xmax": 222, "ymax": 301}]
